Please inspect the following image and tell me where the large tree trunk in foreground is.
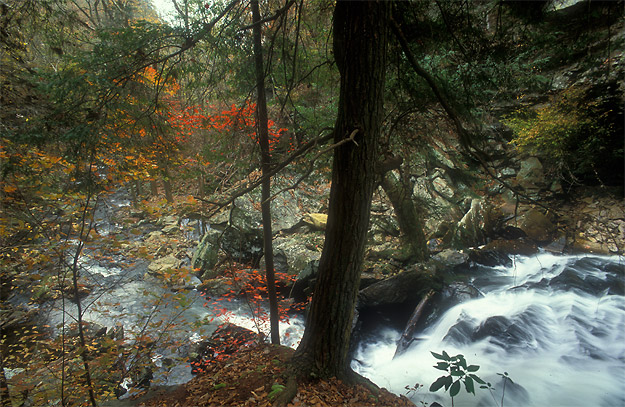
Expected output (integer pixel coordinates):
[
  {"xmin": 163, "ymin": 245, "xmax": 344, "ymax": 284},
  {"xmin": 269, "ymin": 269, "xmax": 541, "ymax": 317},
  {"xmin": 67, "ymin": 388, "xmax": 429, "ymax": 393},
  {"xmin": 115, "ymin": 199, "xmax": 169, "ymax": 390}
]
[{"xmin": 293, "ymin": 0, "xmax": 389, "ymax": 380}]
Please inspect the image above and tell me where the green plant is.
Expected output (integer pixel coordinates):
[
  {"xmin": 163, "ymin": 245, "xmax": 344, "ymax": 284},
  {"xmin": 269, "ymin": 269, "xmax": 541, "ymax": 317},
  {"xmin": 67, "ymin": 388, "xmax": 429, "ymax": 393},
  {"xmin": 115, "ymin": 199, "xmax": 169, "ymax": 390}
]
[
  {"xmin": 502, "ymin": 86, "xmax": 620, "ymax": 185},
  {"xmin": 268, "ymin": 383, "xmax": 285, "ymax": 400},
  {"xmin": 479, "ymin": 371, "xmax": 514, "ymax": 407},
  {"xmin": 429, "ymin": 351, "xmax": 486, "ymax": 406}
]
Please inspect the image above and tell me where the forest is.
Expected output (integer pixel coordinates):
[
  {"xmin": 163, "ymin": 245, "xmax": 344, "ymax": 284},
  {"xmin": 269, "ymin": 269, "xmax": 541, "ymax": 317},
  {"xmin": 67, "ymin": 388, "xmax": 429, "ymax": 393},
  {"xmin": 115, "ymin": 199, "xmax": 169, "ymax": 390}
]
[{"xmin": 1, "ymin": 0, "xmax": 624, "ymax": 406}]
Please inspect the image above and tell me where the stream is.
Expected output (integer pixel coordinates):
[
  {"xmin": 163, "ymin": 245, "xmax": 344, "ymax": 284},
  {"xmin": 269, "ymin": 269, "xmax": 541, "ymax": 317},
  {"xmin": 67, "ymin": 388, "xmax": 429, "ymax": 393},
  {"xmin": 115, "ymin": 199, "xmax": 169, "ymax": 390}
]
[
  {"xmin": 352, "ymin": 252, "xmax": 625, "ymax": 406},
  {"xmin": 41, "ymin": 192, "xmax": 625, "ymax": 405}
]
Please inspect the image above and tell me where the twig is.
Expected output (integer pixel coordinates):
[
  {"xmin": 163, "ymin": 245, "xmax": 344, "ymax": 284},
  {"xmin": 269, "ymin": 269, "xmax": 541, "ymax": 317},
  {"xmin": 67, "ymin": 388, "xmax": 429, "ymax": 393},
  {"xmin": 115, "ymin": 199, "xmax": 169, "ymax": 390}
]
[{"xmin": 263, "ymin": 129, "xmax": 360, "ymax": 204}]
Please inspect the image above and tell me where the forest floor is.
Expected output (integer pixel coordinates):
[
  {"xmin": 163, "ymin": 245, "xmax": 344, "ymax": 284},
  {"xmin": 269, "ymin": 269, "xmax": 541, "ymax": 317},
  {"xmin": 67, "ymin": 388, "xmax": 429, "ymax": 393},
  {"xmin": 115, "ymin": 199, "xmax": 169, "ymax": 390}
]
[{"xmin": 128, "ymin": 341, "xmax": 414, "ymax": 407}]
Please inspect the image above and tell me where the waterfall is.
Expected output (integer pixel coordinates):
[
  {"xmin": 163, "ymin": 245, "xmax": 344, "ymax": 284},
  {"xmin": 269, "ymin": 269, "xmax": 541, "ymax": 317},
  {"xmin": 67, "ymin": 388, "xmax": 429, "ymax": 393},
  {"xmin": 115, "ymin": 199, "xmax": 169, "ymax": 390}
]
[{"xmin": 351, "ymin": 252, "xmax": 625, "ymax": 406}]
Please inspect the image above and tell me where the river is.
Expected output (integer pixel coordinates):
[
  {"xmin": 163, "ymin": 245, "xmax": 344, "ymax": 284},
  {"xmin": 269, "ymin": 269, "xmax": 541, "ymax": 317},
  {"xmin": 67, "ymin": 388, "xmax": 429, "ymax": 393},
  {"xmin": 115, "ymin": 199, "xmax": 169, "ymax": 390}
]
[
  {"xmin": 42, "ymin": 191, "xmax": 625, "ymax": 405},
  {"xmin": 352, "ymin": 252, "xmax": 625, "ymax": 406}
]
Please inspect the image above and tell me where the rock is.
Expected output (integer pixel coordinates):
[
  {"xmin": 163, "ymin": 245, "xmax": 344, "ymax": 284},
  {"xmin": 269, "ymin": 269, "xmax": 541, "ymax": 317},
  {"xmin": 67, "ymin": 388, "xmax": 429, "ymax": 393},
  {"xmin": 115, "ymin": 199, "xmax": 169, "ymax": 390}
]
[
  {"xmin": 191, "ymin": 323, "xmax": 259, "ymax": 374},
  {"xmin": 146, "ymin": 231, "xmax": 164, "ymax": 243},
  {"xmin": 290, "ymin": 260, "xmax": 319, "ymax": 303},
  {"xmin": 129, "ymin": 208, "xmax": 145, "ymax": 219},
  {"xmin": 302, "ymin": 213, "xmax": 327, "ymax": 230},
  {"xmin": 519, "ymin": 209, "xmax": 557, "ymax": 243},
  {"xmin": 470, "ymin": 239, "xmax": 539, "ymax": 267},
  {"xmin": 198, "ymin": 278, "xmax": 236, "ymax": 297},
  {"xmin": 433, "ymin": 249, "xmax": 469, "ymax": 268},
  {"xmin": 192, "ymin": 229, "xmax": 222, "ymax": 278},
  {"xmin": 452, "ymin": 199, "xmax": 497, "ymax": 248},
  {"xmin": 358, "ymin": 268, "xmax": 436, "ymax": 309},
  {"xmin": 270, "ymin": 235, "xmax": 322, "ymax": 276},
  {"xmin": 162, "ymin": 224, "xmax": 179, "ymax": 234},
  {"xmin": 148, "ymin": 255, "xmax": 180, "ymax": 274},
  {"xmin": 159, "ymin": 215, "xmax": 178, "ymax": 226},
  {"xmin": 516, "ymin": 157, "xmax": 545, "ymax": 191}
]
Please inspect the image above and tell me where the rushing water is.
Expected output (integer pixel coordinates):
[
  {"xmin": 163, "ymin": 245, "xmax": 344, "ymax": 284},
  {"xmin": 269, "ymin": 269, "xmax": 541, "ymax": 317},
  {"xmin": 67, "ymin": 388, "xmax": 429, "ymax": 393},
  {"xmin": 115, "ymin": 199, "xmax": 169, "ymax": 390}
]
[
  {"xmin": 351, "ymin": 252, "xmax": 625, "ymax": 406},
  {"xmin": 42, "ymin": 192, "xmax": 625, "ymax": 403}
]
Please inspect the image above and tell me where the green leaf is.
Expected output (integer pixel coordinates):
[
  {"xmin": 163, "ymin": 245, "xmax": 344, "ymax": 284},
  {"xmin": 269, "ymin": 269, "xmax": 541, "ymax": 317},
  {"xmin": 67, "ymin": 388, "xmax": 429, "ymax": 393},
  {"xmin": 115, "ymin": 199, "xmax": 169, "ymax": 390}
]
[
  {"xmin": 450, "ymin": 369, "xmax": 464, "ymax": 376},
  {"xmin": 450, "ymin": 380, "xmax": 461, "ymax": 397},
  {"xmin": 429, "ymin": 376, "xmax": 452, "ymax": 392},
  {"xmin": 469, "ymin": 374, "xmax": 486, "ymax": 385},
  {"xmin": 431, "ymin": 351, "xmax": 447, "ymax": 361},
  {"xmin": 435, "ymin": 362, "xmax": 450, "ymax": 371},
  {"xmin": 442, "ymin": 350, "xmax": 451, "ymax": 360},
  {"xmin": 465, "ymin": 376, "xmax": 475, "ymax": 395},
  {"xmin": 268, "ymin": 384, "xmax": 285, "ymax": 400},
  {"xmin": 457, "ymin": 355, "xmax": 467, "ymax": 369},
  {"xmin": 467, "ymin": 365, "xmax": 480, "ymax": 372}
]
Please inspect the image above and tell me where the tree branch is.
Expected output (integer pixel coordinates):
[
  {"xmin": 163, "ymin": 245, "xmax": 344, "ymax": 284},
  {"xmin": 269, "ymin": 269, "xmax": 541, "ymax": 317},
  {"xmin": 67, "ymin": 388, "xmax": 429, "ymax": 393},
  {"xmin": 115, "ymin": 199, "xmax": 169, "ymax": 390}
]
[
  {"xmin": 389, "ymin": 14, "xmax": 552, "ymax": 213},
  {"xmin": 239, "ymin": 0, "xmax": 296, "ymax": 31},
  {"xmin": 196, "ymin": 128, "xmax": 334, "ymax": 216}
]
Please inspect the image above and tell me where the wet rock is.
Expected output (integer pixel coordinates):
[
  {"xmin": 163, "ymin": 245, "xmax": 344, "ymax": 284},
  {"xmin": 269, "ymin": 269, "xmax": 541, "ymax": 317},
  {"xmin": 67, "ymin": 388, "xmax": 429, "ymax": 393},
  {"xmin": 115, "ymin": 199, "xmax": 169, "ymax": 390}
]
[
  {"xmin": 470, "ymin": 239, "xmax": 538, "ymax": 267},
  {"xmin": 290, "ymin": 260, "xmax": 319, "ymax": 303},
  {"xmin": 358, "ymin": 268, "xmax": 436, "ymax": 309},
  {"xmin": 198, "ymin": 278, "xmax": 236, "ymax": 298}
]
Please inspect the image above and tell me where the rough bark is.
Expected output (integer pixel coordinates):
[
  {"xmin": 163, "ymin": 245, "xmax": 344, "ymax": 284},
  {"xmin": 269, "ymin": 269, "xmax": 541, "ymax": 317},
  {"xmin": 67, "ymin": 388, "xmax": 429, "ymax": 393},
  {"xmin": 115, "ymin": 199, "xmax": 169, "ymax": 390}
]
[
  {"xmin": 251, "ymin": 0, "xmax": 280, "ymax": 345},
  {"xmin": 293, "ymin": 0, "xmax": 390, "ymax": 380},
  {"xmin": 381, "ymin": 170, "xmax": 428, "ymax": 262}
]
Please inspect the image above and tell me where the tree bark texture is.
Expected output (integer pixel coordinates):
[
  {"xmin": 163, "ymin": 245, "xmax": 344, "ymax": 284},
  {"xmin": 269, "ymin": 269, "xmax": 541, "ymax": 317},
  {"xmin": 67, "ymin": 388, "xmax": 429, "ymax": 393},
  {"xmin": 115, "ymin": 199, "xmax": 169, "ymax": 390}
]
[
  {"xmin": 294, "ymin": 0, "xmax": 389, "ymax": 379},
  {"xmin": 381, "ymin": 171, "xmax": 428, "ymax": 262},
  {"xmin": 251, "ymin": 0, "xmax": 280, "ymax": 345}
]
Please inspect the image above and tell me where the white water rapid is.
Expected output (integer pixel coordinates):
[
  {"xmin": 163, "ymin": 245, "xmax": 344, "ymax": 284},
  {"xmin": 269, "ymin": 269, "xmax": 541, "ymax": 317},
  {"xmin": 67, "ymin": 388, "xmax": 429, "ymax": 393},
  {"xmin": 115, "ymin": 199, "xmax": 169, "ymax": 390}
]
[{"xmin": 351, "ymin": 252, "xmax": 625, "ymax": 407}]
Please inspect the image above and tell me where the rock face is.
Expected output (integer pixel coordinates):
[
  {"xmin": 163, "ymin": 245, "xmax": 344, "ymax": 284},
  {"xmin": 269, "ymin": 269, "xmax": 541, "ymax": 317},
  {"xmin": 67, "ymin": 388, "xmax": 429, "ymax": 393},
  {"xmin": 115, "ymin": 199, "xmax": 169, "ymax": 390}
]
[
  {"xmin": 452, "ymin": 199, "xmax": 498, "ymax": 248},
  {"xmin": 516, "ymin": 157, "xmax": 545, "ymax": 192}
]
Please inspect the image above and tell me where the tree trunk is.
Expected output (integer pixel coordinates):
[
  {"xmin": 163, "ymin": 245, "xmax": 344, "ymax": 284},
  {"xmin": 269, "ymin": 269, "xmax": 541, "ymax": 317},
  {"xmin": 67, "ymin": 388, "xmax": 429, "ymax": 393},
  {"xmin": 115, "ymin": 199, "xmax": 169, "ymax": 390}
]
[
  {"xmin": 251, "ymin": 0, "xmax": 280, "ymax": 345},
  {"xmin": 293, "ymin": 0, "xmax": 389, "ymax": 380},
  {"xmin": 381, "ymin": 170, "xmax": 428, "ymax": 262}
]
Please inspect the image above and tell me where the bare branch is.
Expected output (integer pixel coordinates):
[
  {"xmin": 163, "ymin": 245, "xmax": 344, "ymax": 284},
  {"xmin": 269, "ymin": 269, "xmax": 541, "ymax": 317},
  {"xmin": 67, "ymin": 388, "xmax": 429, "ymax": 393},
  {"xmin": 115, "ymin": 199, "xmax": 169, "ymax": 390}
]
[
  {"xmin": 196, "ymin": 128, "xmax": 334, "ymax": 216},
  {"xmin": 239, "ymin": 0, "xmax": 296, "ymax": 31}
]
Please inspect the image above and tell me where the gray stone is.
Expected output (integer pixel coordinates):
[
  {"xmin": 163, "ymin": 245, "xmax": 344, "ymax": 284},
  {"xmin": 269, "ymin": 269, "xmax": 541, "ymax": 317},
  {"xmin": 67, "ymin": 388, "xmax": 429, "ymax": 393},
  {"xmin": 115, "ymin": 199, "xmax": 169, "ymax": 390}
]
[
  {"xmin": 148, "ymin": 255, "xmax": 180, "ymax": 274},
  {"xmin": 162, "ymin": 224, "xmax": 179, "ymax": 234},
  {"xmin": 433, "ymin": 249, "xmax": 469, "ymax": 267},
  {"xmin": 516, "ymin": 157, "xmax": 545, "ymax": 190},
  {"xmin": 192, "ymin": 229, "xmax": 223, "ymax": 278},
  {"xmin": 452, "ymin": 199, "xmax": 495, "ymax": 248}
]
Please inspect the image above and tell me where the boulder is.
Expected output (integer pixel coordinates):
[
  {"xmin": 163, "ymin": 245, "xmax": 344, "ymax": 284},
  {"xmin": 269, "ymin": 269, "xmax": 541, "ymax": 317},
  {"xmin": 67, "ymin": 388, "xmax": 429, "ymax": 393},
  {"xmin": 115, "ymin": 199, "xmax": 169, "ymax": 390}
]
[
  {"xmin": 432, "ymin": 249, "xmax": 469, "ymax": 268},
  {"xmin": 469, "ymin": 239, "xmax": 538, "ymax": 267},
  {"xmin": 269, "ymin": 235, "xmax": 322, "ymax": 276},
  {"xmin": 516, "ymin": 157, "xmax": 545, "ymax": 191},
  {"xmin": 519, "ymin": 209, "xmax": 557, "ymax": 243},
  {"xmin": 358, "ymin": 268, "xmax": 436, "ymax": 310},
  {"xmin": 192, "ymin": 229, "xmax": 222, "ymax": 278},
  {"xmin": 148, "ymin": 255, "xmax": 181, "ymax": 274},
  {"xmin": 452, "ymin": 199, "xmax": 497, "ymax": 248},
  {"xmin": 290, "ymin": 260, "xmax": 319, "ymax": 303},
  {"xmin": 302, "ymin": 213, "xmax": 327, "ymax": 230}
]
